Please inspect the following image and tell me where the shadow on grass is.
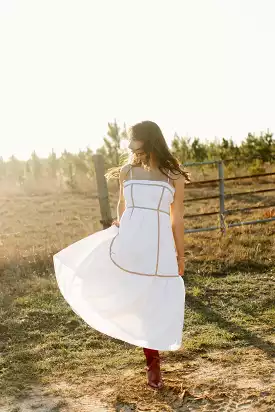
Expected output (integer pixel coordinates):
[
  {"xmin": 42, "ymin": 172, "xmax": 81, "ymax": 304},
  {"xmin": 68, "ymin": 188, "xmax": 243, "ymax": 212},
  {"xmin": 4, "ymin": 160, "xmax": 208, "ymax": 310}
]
[
  {"xmin": 186, "ymin": 259, "xmax": 272, "ymax": 278},
  {"xmin": 177, "ymin": 293, "xmax": 275, "ymax": 359},
  {"xmin": 2, "ymin": 253, "xmax": 274, "ymax": 398}
]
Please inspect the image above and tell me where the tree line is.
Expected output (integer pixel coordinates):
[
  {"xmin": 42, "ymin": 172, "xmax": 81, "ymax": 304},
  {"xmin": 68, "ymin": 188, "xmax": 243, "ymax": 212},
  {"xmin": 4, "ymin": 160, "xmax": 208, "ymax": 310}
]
[{"xmin": 1, "ymin": 121, "xmax": 274, "ymax": 190}]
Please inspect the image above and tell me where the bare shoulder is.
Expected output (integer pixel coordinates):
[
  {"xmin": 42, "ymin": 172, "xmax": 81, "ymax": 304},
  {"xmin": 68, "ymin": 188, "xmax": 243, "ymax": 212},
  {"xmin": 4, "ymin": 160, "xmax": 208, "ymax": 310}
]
[
  {"xmin": 169, "ymin": 169, "xmax": 185, "ymax": 189},
  {"xmin": 120, "ymin": 163, "xmax": 132, "ymax": 181}
]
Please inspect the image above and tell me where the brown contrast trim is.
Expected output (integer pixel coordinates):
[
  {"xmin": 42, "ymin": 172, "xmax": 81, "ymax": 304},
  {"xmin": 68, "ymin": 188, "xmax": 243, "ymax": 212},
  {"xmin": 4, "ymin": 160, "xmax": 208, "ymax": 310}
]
[
  {"xmin": 129, "ymin": 184, "xmax": 135, "ymax": 218},
  {"xmin": 109, "ymin": 234, "xmax": 179, "ymax": 278},
  {"xmin": 124, "ymin": 181, "xmax": 174, "ymax": 197},
  {"xmin": 131, "ymin": 184, "xmax": 134, "ymax": 207},
  {"xmin": 110, "ymin": 180, "xmax": 178, "ymax": 278},
  {"xmin": 126, "ymin": 205, "xmax": 170, "ymax": 216},
  {"xmin": 155, "ymin": 187, "xmax": 165, "ymax": 275}
]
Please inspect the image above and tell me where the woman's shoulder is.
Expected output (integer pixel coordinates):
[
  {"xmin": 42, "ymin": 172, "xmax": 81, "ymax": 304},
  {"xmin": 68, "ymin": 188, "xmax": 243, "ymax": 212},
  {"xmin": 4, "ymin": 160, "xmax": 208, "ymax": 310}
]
[
  {"xmin": 120, "ymin": 163, "xmax": 132, "ymax": 172},
  {"xmin": 120, "ymin": 163, "xmax": 133, "ymax": 180},
  {"xmin": 168, "ymin": 167, "xmax": 188, "ymax": 189},
  {"xmin": 120, "ymin": 163, "xmax": 132, "ymax": 174}
]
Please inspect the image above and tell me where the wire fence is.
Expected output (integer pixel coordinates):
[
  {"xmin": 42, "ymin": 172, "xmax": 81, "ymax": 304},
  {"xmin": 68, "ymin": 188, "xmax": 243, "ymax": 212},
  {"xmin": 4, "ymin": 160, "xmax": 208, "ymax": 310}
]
[
  {"xmin": 183, "ymin": 160, "xmax": 275, "ymax": 234},
  {"xmin": 92, "ymin": 154, "xmax": 275, "ymax": 233}
]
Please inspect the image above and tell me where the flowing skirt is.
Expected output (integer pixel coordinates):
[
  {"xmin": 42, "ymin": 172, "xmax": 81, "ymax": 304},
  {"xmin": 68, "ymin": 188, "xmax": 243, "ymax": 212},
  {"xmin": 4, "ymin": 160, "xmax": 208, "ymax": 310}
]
[{"xmin": 53, "ymin": 225, "xmax": 186, "ymax": 351}]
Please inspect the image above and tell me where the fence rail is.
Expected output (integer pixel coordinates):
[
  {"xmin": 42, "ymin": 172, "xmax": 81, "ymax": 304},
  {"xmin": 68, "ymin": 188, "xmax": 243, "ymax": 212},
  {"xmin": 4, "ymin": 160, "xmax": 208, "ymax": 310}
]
[
  {"xmin": 182, "ymin": 160, "xmax": 275, "ymax": 234},
  {"xmin": 187, "ymin": 171, "xmax": 275, "ymax": 186},
  {"xmin": 92, "ymin": 155, "xmax": 275, "ymax": 234}
]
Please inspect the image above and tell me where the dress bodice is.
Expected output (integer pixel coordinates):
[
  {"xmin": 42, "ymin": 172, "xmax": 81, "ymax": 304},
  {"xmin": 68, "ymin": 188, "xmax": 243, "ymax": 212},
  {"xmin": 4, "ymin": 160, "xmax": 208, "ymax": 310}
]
[
  {"xmin": 109, "ymin": 177, "xmax": 179, "ymax": 278},
  {"xmin": 123, "ymin": 179, "xmax": 175, "ymax": 216}
]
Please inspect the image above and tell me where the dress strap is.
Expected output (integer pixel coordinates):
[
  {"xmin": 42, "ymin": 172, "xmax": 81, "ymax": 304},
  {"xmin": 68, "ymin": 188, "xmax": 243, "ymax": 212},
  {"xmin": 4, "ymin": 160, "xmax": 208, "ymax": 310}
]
[{"xmin": 130, "ymin": 165, "xmax": 133, "ymax": 180}]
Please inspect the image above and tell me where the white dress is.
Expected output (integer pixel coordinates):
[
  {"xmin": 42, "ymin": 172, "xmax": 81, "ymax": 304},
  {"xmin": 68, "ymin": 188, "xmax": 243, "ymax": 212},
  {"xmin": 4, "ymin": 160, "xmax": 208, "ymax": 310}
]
[{"xmin": 53, "ymin": 168, "xmax": 186, "ymax": 351}]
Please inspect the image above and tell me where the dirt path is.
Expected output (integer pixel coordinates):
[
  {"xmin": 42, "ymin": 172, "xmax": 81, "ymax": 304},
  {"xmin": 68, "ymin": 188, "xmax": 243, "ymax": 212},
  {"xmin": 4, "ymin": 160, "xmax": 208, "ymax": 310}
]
[
  {"xmin": 1, "ymin": 346, "xmax": 274, "ymax": 412},
  {"xmin": 0, "ymin": 387, "xmax": 110, "ymax": 412},
  {"xmin": 0, "ymin": 380, "xmax": 273, "ymax": 412}
]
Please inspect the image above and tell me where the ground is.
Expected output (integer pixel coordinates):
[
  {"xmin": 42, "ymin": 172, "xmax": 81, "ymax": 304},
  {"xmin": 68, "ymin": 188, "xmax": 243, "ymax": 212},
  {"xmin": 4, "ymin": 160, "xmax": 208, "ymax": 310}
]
[{"xmin": 0, "ymin": 174, "xmax": 275, "ymax": 411}]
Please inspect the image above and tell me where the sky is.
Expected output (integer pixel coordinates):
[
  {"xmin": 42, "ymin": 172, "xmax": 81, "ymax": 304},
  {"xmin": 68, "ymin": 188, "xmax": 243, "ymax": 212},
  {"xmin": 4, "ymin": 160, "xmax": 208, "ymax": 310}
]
[{"xmin": 0, "ymin": 0, "xmax": 275, "ymax": 160}]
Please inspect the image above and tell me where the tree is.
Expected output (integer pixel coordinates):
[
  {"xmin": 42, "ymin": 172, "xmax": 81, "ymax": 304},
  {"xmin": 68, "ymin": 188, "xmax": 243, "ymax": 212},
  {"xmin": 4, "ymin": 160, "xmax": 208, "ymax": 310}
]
[
  {"xmin": 97, "ymin": 120, "xmax": 125, "ymax": 168},
  {"xmin": 30, "ymin": 151, "xmax": 42, "ymax": 180},
  {"xmin": 171, "ymin": 134, "xmax": 192, "ymax": 163},
  {"xmin": 7, "ymin": 155, "xmax": 25, "ymax": 185},
  {"xmin": 60, "ymin": 150, "xmax": 77, "ymax": 189},
  {"xmin": 240, "ymin": 131, "xmax": 275, "ymax": 162},
  {"xmin": 47, "ymin": 149, "xmax": 59, "ymax": 179},
  {"xmin": 0, "ymin": 156, "xmax": 6, "ymax": 181},
  {"xmin": 190, "ymin": 138, "xmax": 208, "ymax": 162}
]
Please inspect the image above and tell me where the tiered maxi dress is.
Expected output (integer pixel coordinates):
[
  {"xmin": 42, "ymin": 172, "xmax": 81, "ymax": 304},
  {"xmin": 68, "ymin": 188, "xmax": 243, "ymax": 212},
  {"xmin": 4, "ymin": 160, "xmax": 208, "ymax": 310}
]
[{"xmin": 53, "ymin": 169, "xmax": 186, "ymax": 351}]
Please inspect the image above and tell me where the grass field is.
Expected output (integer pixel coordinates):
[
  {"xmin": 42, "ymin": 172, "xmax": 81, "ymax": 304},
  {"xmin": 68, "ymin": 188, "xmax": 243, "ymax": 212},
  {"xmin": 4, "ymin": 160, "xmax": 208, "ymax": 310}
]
[{"xmin": 0, "ymin": 173, "xmax": 275, "ymax": 411}]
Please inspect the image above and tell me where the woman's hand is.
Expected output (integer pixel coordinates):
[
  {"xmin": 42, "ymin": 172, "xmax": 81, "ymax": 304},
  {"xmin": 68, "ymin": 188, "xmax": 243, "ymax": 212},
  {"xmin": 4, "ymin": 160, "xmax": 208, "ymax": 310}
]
[
  {"xmin": 177, "ymin": 257, "xmax": 185, "ymax": 277},
  {"xmin": 112, "ymin": 220, "xmax": 120, "ymax": 227}
]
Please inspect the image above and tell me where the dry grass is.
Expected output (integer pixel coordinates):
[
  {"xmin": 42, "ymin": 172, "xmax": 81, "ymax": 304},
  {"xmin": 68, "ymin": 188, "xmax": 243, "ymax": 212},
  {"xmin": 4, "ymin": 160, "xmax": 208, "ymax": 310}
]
[{"xmin": 0, "ymin": 170, "xmax": 275, "ymax": 411}]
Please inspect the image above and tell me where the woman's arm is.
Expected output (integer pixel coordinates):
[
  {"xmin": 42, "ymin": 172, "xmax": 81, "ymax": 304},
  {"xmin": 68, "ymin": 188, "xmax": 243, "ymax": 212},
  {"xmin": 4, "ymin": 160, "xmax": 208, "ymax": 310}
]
[
  {"xmin": 113, "ymin": 165, "xmax": 130, "ymax": 225},
  {"xmin": 170, "ymin": 174, "xmax": 185, "ymax": 276}
]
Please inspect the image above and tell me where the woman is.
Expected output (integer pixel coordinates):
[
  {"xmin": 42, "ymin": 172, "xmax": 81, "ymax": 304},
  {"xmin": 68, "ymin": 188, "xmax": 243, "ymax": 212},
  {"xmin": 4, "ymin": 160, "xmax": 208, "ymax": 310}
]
[{"xmin": 53, "ymin": 120, "xmax": 190, "ymax": 390}]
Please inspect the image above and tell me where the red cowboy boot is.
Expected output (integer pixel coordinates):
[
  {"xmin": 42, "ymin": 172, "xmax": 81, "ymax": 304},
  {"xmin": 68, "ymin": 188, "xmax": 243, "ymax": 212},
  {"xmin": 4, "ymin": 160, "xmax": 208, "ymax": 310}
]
[{"xmin": 143, "ymin": 348, "xmax": 164, "ymax": 389}]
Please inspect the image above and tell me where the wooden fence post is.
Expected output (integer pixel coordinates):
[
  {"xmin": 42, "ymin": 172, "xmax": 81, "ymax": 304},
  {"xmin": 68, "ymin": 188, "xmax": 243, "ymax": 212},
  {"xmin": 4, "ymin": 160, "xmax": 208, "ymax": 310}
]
[
  {"xmin": 92, "ymin": 154, "xmax": 113, "ymax": 229},
  {"xmin": 218, "ymin": 160, "xmax": 226, "ymax": 235}
]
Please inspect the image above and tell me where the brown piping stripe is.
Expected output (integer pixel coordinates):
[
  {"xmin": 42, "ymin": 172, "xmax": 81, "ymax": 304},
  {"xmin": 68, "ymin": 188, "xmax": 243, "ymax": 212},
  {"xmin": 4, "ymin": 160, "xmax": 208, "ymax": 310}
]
[
  {"xmin": 109, "ymin": 235, "xmax": 179, "ymax": 278},
  {"xmin": 112, "ymin": 181, "xmax": 178, "ymax": 277},
  {"xmin": 124, "ymin": 181, "xmax": 174, "ymax": 197},
  {"xmin": 155, "ymin": 187, "xmax": 165, "ymax": 275},
  {"xmin": 126, "ymin": 205, "xmax": 169, "ymax": 216}
]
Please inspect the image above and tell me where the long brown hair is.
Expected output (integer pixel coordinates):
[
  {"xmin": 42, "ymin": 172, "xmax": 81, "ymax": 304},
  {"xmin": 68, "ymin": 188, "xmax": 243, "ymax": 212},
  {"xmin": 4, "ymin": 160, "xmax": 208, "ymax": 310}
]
[{"xmin": 105, "ymin": 120, "xmax": 191, "ymax": 183}]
